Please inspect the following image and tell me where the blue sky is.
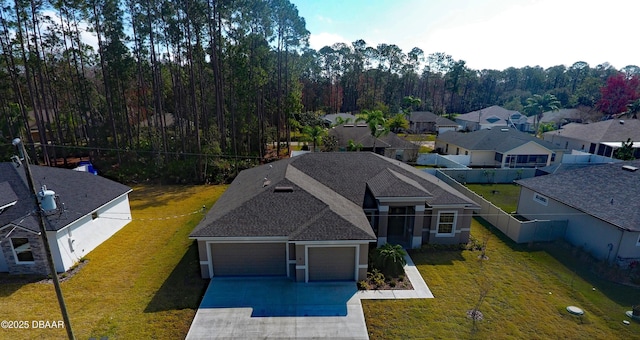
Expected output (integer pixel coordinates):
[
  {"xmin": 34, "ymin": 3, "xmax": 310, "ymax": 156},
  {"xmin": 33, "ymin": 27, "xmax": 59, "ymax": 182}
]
[{"xmin": 291, "ymin": 0, "xmax": 640, "ymax": 71}]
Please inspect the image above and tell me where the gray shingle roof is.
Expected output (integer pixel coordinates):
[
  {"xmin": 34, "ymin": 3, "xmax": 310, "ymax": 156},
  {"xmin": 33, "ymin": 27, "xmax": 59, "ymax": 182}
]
[
  {"xmin": 456, "ymin": 105, "xmax": 523, "ymax": 124},
  {"xmin": 0, "ymin": 163, "xmax": 131, "ymax": 233},
  {"xmin": 409, "ymin": 111, "xmax": 458, "ymax": 126},
  {"xmin": 191, "ymin": 152, "xmax": 478, "ymax": 241},
  {"xmin": 367, "ymin": 169, "xmax": 431, "ymax": 198},
  {"xmin": 543, "ymin": 119, "xmax": 640, "ymax": 143},
  {"xmin": 437, "ymin": 128, "xmax": 564, "ymax": 152},
  {"xmin": 328, "ymin": 125, "xmax": 417, "ymax": 150},
  {"xmin": 0, "ymin": 182, "xmax": 18, "ymax": 208},
  {"xmin": 516, "ymin": 160, "xmax": 640, "ymax": 231}
]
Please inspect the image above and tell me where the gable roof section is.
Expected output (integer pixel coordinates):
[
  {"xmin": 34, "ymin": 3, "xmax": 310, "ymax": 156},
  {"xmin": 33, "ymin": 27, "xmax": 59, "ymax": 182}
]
[
  {"xmin": 438, "ymin": 128, "xmax": 563, "ymax": 152},
  {"xmin": 328, "ymin": 125, "xmax": 417, "ymax": 150},
  {"xmin": 543, "ymin": 119, "xmax": 640, "ymax": 143},
  {"xmin": 455, "ymin": 105, "xmax": 522, "ymax": 124},
  {"xmin": 516, "ymin": 160, "xmax": 640, "ymax": 231},
  {"xmin": 0, "ymin": 163, "xmax": 131, "ymax": 233},
  {"xmin": 191, "ymin": 152, "xmax": 478, "ymax": 241},
  {"xmin": 367, "ymin": 168, "xmax": 431, "ymax": 198}
]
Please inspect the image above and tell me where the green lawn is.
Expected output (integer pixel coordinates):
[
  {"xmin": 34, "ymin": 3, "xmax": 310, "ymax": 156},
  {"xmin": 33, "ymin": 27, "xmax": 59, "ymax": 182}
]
[
  {"xmin": 362, "ymin": 218, "xmax": 640, "ymax": 339},
  {"xmin": 398, "ymin": 133, "xmax": 436, "ymax": 142},
  {"xmin": 465, "ymin": 183, "xmax": 521, "ymax": 213},
  {"xmin": 0, "ymin": 185, "xmax": 226, "ymax": 340}
]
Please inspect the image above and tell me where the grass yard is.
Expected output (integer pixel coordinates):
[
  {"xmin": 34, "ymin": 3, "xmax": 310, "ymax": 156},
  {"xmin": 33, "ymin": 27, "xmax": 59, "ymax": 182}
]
[
  {"xmin": 362, "ymin": 218, "xmax": 640, "ymax": 339},
  {"xmin": 398, "ymin": 133, "xmax": 436, "ymax": 142},
  {"xmin": 0, "ymin": 184, "xmax": 226, "ymax": 340},
  {"xmin": 465, "ymin": 183, "xmax": 521, "ymax": 213}
]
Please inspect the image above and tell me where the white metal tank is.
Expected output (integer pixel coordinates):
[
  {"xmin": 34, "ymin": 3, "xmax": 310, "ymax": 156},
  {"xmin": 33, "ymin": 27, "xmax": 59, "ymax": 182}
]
[{"xmin": 38, "ymin": 185, "xmax": 57, "ymax": 212}]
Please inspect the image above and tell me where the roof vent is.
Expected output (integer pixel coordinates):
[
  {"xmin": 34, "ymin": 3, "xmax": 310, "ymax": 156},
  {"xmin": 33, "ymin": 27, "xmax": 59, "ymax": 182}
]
[
  {"xmin": 622, "ymin": 165, "xmax": 638, "ymax": 172},
  {"xmin": 343, "ymin": 124, "xmax": 354, "ymax": 127},
  {"xmin": 356, "ymin": 124, "xmax": 368, "ymax": 127},
  {"xmin": 274, "ymin": 186, "xmax": 294, "ymax": 192},
  {"xmin": 620, "ymin": 120, "xmax": 625, "ymax": 124},
  {"xmin": 500, "ymin": 128, "xmax": 509, "ymax": 132},
  {"xmin": 262, "ymin": 180, "xmax": 271, "ymax": 187}
]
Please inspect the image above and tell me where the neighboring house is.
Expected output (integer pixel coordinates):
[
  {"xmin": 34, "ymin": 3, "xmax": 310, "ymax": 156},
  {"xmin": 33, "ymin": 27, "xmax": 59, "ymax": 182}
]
[
  {"xmin": 321, "ymin": 113, "xmax": 358, "ymax": 127},
  {"xmin": 455, "ymin": 105, "xmax": 532, "ymax": 132},
  {"xmin": 328, "ymin": 124, "xmax": 419, "ymax": 162},
  {"xmin": 543, "ymin": 119, "xmax": 640, "ymax": 158},
  {"xmin": 0, "ymin": 162, "xmax": 132, "ymax": 275},
  {"xmin": 190, "ymin": 152, "xmax": 479, "ymax": 282},
  {"xmin": 408, "ymin": 111, "xmax": 459, "ymax": 134},
  {"xmin": 435, "ymin": 128, "xmax": 566, "ymax": 168},
  {"xmin": 516, "ymin": 160, "xmax": 640, "ymax": 264},
  {"xmin": 539, "ymin": 108, "xmax": 598, "ymax": 129}
]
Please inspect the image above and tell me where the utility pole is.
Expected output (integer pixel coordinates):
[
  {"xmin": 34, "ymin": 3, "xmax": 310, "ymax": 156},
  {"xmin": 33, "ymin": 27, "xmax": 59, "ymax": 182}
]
[{"xmin": 12, "ymin": 138, "xmax": 75, "ymax": 340}]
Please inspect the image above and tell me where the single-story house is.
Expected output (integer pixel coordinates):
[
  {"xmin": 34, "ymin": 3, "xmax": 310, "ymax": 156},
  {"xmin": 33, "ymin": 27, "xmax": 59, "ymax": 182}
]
[
  {"xmin": 435, "ymin": 127, "xmax": 566, "ymax": 168},
  {"xmin": 329, "ymin": 124, "xmax": 419, "ymax": 162},
  {"xmin": 543, "ymin": 119, "xmax": 640, "ymax": 158},
  {"xmin": 516, "ymin": 160, "xmax": 640, "ymax": 264},
  {"xmin": 456, "ymin": 105, "xmax": 533, "ymax": 132},
  {"xmin": 408, "ymin": 111, "xmax": 459, "ymax": 134},
  {"xmin": 0, "ymin": 162, "xmax": 132, "ymax": 275},
  {"xmin": 190, "ymin": 152, "xmax": 479, "ymax": 282},
  {"xmin": 321, "ymin": 113, "xmax": 358, "ymax": 127},
  {"xmin": 539, "ymin": 108, "xmax": 599, "ymax": 129}
]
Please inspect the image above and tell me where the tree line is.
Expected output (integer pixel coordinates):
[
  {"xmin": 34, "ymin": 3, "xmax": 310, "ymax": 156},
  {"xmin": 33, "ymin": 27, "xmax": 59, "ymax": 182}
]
[{"xmin": 0, "ymin": 0, "xmax": 638, "ymax": 183}]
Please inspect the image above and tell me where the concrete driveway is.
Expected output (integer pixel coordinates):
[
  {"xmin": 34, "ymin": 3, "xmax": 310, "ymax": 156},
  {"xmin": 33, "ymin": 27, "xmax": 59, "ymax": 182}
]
[{"xmin": 186, "ymin": 278, "xmax": 368, "ymax": 339}]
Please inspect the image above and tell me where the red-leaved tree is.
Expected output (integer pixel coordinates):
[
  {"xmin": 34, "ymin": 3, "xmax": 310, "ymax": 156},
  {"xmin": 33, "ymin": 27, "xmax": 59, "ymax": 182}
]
[{"xmin": 597, "ymin": 73, "xmax": 640, "ymax": 115}]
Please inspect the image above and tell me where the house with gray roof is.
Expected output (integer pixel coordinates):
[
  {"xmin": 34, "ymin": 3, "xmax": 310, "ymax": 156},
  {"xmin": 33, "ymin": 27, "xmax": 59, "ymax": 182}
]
[
  {"xmin": 455, "ymin": 105, "xmax": 533, "ymax": 132},
  {"xmin": 328, "ymin": 124, "xmax": 419, "ymax": 162},
  {"xmin": 408, "ymin": 111, "xmax": 459, "ymax": 134},
  {"xmin": 190, "ymin": 152, "xmax": 478, "ymax": 282},
  {"xmin": 321, "ymin": 113, "xmax": 358, "ymax": 127},
  {"xmin": 516, "ymin": 160, "xmax": 640, "ymax": 264},
  {"xmin": 543, "ymin": 119, "xmax": 640, "ymax": 158},
  {"xmin": 0, "ymin": 162, "xmax": 132, "ymax": 275},
  {"xmin": 435, "ymin": 127, "xmax": 566, "ymax": 168},
  {"xmin": 539, "ymin": 107, "xmax": 599, "ymax": 128}
]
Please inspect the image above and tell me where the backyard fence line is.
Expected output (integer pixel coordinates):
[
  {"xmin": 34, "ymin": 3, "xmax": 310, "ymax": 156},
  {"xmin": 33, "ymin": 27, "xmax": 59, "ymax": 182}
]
[{"xmin": 433, "ymin": 170, "xmax": 567, "ymax": 243}]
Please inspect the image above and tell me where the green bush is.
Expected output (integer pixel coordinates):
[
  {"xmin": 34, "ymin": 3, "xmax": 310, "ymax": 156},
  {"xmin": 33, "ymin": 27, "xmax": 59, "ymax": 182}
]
[{"xmin": 371, "ymin": 243, "xmax": 407, "ymax": 277}]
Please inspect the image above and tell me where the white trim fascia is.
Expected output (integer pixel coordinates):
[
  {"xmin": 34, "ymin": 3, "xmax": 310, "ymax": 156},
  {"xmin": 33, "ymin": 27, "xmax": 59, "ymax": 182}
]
[
  {"xmin": 377, "ymin": 197, "xmax": 432, "ymax": 203},
  {"xmin": 55, "ymin": 191, "xmax": 132, "ymax": 233},
  {"xmin": 293, "ymin": 240, "xmax": 373, "ymax": 245},
  {"xmin": 0, "ymin": 200, "xmax": 17, "ymax": 211},
  {"xmin": 0, "ymin": 223, "xmax": 41, "ymax": 235},
  {"xmin": 197, "ymin": 237, "xmax": 289, "ymax": 242}
]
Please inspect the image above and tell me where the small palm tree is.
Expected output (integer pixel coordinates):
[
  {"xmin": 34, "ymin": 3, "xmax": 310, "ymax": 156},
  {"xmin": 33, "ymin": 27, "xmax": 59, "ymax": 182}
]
[
  {"xmin": 523, "ymin": 94, "xmax": 560, "ymax": 135},
  {"xmin": 302, "ymin": 125, "xmax": 326, "ymax": 152},
  {"xmin": 626, "ymin": 99, "xmax": 640, "ymax": 119},
  {"xmin": 372, "ymin": 243, "xmax": 407, "ymax": 276},
  {"xmin": 347, "ymin": 139, "xmax": 363, "ymax": 151},
  {"xmin": 356, "ymin": 110, "xmax": 390, "ymax": 152}
]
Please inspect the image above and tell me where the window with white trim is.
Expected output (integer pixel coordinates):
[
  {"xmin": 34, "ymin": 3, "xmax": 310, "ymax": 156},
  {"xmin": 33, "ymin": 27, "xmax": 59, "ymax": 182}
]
[
  {"xmin": 436, "ymin": 211, "xmax": 457, "ymax": 236},
  {"xmin": 11, "ymin": 237, "xmax": 34, "ymax": 263}
]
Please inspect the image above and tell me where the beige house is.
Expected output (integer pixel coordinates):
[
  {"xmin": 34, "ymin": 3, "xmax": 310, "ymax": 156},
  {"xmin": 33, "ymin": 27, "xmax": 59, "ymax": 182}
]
[
  {"xmin": 190, "ymin": 152, "xmax": 478, "ymax": 282},
  {"xmin": 436, "ymin": 128, "xmax": 566, "ymax": 168}
]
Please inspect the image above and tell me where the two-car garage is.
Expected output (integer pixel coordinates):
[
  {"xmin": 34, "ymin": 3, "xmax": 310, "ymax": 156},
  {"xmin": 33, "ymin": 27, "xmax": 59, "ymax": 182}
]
[{"xmin": 201, "ymin": 241, "xmax": 366, "ymax": 282}]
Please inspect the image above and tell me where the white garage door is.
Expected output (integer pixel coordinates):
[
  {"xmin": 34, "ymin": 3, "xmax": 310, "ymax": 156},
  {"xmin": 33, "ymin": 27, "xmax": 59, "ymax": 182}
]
[
  {"xmin": 210, "ymin": 243, "xmax": 286, "ymax": 276},
  {"xmin": 308, "ymin": 247, "xmax": 356, "ymax": 281}
]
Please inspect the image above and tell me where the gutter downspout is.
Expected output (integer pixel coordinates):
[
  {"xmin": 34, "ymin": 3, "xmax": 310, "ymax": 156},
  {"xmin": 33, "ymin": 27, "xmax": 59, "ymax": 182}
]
[{"xmin": 612, "ymin": 229, "xmax": 625, "ymax": 264}]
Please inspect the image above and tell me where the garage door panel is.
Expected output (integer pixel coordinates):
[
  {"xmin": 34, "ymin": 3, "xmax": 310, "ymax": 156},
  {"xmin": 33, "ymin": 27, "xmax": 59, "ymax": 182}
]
[
  {"xmin": 308, "ymin": 247, "xmax": 355, "ymax": 281},
  {"xmin": 211, "ymin": 243, "xmax": 285, "ymax": 276}
]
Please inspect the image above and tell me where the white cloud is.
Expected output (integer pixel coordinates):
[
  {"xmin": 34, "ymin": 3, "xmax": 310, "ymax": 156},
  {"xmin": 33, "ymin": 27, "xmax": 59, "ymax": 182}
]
[{"xmin": 309, "ymin": 32, "xmax": 350, "ymax": 50}]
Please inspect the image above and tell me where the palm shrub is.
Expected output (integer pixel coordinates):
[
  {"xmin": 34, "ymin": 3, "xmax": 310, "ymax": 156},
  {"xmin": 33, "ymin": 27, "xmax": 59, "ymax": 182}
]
[{"xmin": 371, "ymin": 243, "xmax": 407, "ymax": 277}]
